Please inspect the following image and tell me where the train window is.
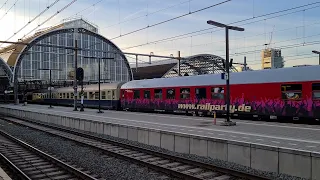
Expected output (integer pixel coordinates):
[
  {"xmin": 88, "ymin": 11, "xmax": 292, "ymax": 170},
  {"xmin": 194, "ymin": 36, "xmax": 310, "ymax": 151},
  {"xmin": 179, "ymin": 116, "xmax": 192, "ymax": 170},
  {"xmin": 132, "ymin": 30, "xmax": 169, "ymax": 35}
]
[
  {"xmin": 102, "ymin": 91, "xmax": 106, "ymax": 99},
  {"xmin": 312, "ymin": 83, "xmax": 320, "ymax": 100},
  {"xmin": 84, "ymin": 92, "xmax": 87, "ymax": 99},
  {"xmin": 95, "ymin": 92, "xmax": 99, "ymax": 99},
  {"xmin": 281, "ymin": 84, "xmax": 302, "ymax": 100},
  {"xmin": 211, "ymin": 87, "xmax": 224, "ymax": 99},
  {"xmin": 106, "ymin": 91, "xmax": 111, "ymax": 99},
  {"xmin": 196, "ymin": 88, "xmax": 206, "ymax": 99},
  {"xmin": 112, "ymin": 90, "xmax": 115, "ymax": 99},
  {"xmin": 155, "ymin": 89, "xmax": 162, "ymax": 99},
  {"xmin": 89, "ymin": 92, "xmax": 94, "ymax": 99},
  {"xmin": 166, "ymin": 89, "xmax": 175, "ymax": 99},
  {"xmin": 66, "ymin": 93, "xmax": 70, "ymax": 99},
  {"xmin": 180, "ymin": 88, "xmax": 190, "ymax": 99},
  {"xmin": 71, "ymin": 93, "xmax": 74, "ymax": 99},
  {"xmin": 134, "ymin": 90, "xmax": 140, "ymax": 99},
  {"xmin": 281, "ymin": 84, "xmax": 302, "ymax": 91},
  {"xmin": 144, "ymin": 90, "xmax": 151, "ymax": 99}
]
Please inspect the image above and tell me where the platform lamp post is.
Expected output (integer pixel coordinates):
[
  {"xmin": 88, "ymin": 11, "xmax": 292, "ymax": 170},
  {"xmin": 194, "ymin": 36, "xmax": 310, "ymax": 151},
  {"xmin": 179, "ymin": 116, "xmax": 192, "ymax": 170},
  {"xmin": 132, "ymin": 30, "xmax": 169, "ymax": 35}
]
[
  {"xmin": 312, "ymin": 50, "xmax": 320, "ymax": 65},
  {"xmin": 207, "ymin": 20, "xmax": 244, "ymax": 126},
  {"xmin": 83, "ymin": 56, "xmax": 114, "ymax": 113},
  {"xmin": 38, "ymin": 68, "xmax": 61, "ymax": 108}
]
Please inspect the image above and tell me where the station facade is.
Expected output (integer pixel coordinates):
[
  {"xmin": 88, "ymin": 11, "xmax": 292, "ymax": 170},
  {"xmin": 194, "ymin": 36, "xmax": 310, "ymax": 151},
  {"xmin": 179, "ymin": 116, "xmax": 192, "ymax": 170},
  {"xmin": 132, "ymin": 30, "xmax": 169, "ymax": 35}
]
[{"xmin": 0, "ymin": 18, "xmax": 133, "ymax": 85}]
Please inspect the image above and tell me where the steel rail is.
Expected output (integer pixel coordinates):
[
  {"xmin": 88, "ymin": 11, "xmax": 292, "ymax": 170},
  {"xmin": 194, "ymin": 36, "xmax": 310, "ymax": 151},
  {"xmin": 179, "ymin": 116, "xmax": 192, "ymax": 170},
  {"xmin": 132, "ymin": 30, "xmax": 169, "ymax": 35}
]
[
  {"xmin": 0, "ymin": 152, "xmax": 31, "ymax": 180},
  {"xmin": 1, "ymin": 116, "xmax": 270, "ymax": 180},
  {"xmin": 0, "ymin": 129, "xmax": 99, "ymax": 180}
]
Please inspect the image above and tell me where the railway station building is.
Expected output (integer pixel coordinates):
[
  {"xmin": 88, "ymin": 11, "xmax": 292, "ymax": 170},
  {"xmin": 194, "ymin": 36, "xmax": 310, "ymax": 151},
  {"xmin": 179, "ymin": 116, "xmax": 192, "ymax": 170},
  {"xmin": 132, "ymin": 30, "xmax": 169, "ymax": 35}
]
[{"xmin": 0, "ymin": 18, "xmax": 133, "ymax": 88}]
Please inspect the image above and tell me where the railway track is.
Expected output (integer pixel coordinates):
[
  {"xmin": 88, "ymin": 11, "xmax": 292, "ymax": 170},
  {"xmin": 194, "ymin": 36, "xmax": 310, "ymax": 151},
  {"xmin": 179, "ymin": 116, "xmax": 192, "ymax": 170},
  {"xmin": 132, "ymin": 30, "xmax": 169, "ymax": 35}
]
[
  {"xmin": 0, "ymin": 129, "xmax": 99, "ymax": 180},
  {"xmin": 1, "ymin": 116, "xmax": 270, "ymax": 180}
]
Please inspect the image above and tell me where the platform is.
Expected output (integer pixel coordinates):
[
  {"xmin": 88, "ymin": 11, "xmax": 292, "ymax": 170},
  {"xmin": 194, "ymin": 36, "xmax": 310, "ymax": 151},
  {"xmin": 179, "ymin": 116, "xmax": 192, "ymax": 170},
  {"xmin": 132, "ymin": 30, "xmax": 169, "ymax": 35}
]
[
  {"xmin": 0, "ymin": 103, "xmax": 320, "ymax": 179},
  {"xmin": 1, "ymin": 104, "xmax": 320, "ymax": 152}
]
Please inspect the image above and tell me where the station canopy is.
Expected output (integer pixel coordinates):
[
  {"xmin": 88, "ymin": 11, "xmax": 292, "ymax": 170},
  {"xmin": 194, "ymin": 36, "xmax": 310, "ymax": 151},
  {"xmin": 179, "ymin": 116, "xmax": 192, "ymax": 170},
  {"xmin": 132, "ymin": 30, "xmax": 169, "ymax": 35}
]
[{"xmin": 162, "ymin": 54, "xmax": 238, "ymax": 78}]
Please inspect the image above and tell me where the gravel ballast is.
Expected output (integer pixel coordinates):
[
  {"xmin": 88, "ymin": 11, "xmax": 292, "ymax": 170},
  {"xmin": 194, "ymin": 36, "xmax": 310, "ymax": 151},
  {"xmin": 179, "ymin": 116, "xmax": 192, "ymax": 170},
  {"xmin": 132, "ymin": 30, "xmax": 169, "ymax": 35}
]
[
  {"xmin": 46, "ymin": 120, "xmax": 307, "ymax": 180},
  {"xmin": 1, "ymin": 117, "xmax": 308, "ymax": 180},
  {"xmin": 0, "ymin": 119, "xmax": 176, "ymax": 180}
]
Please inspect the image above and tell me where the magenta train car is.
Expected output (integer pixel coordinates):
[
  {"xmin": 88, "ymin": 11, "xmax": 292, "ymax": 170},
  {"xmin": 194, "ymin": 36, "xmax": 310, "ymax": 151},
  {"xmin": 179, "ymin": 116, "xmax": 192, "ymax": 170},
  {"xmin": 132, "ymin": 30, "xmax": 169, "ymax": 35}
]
[{"xmin": 120, "ymin": 65, "xmax": 320, "ymax": 122}]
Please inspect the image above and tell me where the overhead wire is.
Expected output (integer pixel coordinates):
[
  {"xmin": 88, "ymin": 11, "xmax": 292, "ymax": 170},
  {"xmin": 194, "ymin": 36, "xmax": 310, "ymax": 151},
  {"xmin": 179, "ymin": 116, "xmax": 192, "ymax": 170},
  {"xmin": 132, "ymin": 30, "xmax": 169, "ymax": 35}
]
[
  {"xmin": 20, "ymin": 0, "xmax": 78, "ymax": 40},
  {"xmin": 123, "ymin": 2, "xmax": 320, "ymax": 65},
  {"xmin": 57, "ymin": 1, "xmax": 320, "ymax": 66},
  {"xmin": 102, "ymin": 0, "xmax": 195, "ymax": 29},
  {"xmin": 122, "ymin": 2, "xmax": 320, "ymax": 50},
  {"xmin": 154, "ymin": 28, "xmax": 320, "ymax": 55},
  {"xmin": 0, "ymin": 0, "xmax": 19, "ymax": 21},
  {"xmin": 0, "ymin": 0, "xmax": 61, "ymax": 44},
  {"xmin": 218, "ymin": 40, "xmax": 320, "ymax": 58},
  {"xmin": 25, "ymin": 0, "xmax": 231, "ymax": 67},
  {"xmin": 248, "ymin": 55, "xmax": 318, "ymax": 66},
  {"xmin": 109, "ymin": 0, "xmax": 232, "ymax": 40},
  {"xmin": 0, "ymin": 0, "xmax": 9, "ymax": 10},
  {"xmin": 64, "ymin": 0, "xmax": 104, "ymax": 20},
  {"xmin": 8, "ymin": 1, "xmax": 320, "ymax": 71}
]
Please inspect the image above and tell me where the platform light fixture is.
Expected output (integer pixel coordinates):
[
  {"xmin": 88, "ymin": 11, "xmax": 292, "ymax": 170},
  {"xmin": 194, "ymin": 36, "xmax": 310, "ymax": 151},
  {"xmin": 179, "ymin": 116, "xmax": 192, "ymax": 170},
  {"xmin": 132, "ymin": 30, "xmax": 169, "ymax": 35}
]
[{"xmin": 207, "ymin": 20, "xmax": 244, "ymax": 126}]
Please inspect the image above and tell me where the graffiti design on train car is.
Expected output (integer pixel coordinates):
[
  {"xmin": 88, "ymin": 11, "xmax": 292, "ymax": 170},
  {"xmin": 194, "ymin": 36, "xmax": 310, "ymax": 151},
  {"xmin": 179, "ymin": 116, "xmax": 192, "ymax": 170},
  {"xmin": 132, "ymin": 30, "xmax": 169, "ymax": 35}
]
[
  {"xmin": 177, "ymin": 103, "xmax": 252, "ymax": 113},
  {"xmin": 121, "ymin": 96, "xmax": 320, "ymax": 117}
]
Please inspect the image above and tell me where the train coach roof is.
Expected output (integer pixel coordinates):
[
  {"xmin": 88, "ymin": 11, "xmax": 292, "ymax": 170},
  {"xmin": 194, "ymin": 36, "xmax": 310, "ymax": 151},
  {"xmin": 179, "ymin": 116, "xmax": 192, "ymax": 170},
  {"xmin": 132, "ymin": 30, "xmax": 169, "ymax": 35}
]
[
  {"xmin": 53, "ymin": 82, "xmax": 125, "ymax": 93},
  {"xmin": 121, "ymin": 65, "xmax": 320, "ymax": 89}
]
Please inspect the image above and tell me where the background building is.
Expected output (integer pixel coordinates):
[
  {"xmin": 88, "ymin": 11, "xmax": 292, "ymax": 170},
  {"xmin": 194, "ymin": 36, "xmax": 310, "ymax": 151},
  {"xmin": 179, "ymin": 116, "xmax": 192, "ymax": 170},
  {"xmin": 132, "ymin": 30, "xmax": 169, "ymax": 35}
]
[{"xmin": 261, "ymin": 48, "xmax": 284, "ymax": 69}]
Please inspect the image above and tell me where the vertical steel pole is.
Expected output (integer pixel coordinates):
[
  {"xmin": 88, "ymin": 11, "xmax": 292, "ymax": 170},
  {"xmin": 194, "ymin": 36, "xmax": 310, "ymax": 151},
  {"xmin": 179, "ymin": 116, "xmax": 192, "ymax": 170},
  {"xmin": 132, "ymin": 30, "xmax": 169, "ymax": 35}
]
[
  {"xmin": 178, "ymin": 51, "xmax": 181, "ymax": 76},
  {"xmin": 49, "ymin": 69, "xmax": 52, "ymax": 108},
  {"xmin": 97, "ymin": 58, "xmax": 103, "ymax": 113},
  {"xmin": 73, "ymin": 39, "xmax": 78, "ymax": 111},
  {"xmin": 135, "ymin": 55, "xmax": 138, "ymax": 72},
  {"xmin": 244, "ymin": 56, "xmax": 247, "ymax": 71},
  {"xmin": 225, "ymin": 27, "xmax": 230, "ymax": 122}
]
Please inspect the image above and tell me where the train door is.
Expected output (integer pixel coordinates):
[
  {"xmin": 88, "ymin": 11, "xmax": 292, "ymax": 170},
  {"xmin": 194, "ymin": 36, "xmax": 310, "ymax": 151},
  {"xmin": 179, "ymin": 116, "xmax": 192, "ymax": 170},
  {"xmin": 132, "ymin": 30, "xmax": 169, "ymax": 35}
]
[
  {"xmin": 121, "ymin": 89, "xmax": 133, "ymax": 109},
  {"xmin": 124, "ymin": 89, "xmax": 134, "ymax": 99},
  {"xmin": 312, "ymin": 83, "xmax": 320, "ymax": 119}
]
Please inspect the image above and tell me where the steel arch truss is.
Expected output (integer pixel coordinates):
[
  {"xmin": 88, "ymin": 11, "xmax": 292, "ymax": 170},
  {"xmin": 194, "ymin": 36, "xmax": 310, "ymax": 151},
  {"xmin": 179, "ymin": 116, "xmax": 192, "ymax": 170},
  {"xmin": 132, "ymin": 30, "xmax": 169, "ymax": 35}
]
[
  {"xmin": 162, "ymin": 54, "xmax": 238, "ymax": 78},
  {"xmin": 0, "ymin": 57, "xmax": 12, "ymax": 83},
  {"xmin": 13, "ymin": 28, "xmax": 133, "ymax": 83},
  {"xmin": 13, "ymin": 27, "xmax": 133, "ymax": 102},
  {"xmin": 0, "ymin": 57, "xmax": 12, "ymax": 92}
]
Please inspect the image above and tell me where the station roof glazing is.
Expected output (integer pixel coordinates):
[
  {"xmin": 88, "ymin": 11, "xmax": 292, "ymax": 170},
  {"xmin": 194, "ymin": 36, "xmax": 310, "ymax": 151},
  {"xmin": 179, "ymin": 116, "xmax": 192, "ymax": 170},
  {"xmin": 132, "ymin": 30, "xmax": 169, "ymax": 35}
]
[{"xmin": 162, "ymin": 54, "xmax": 238, "ymax": 78}]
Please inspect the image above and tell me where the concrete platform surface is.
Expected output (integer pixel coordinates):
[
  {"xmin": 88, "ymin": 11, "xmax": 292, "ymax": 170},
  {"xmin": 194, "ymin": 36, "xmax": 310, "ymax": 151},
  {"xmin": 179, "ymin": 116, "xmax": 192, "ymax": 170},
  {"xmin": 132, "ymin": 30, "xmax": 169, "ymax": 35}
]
[
  {"xmin": 1, "ymin": 104, "xmax": 320, "ymax": 152},
  {"xmin": 0, "ymin": 167, "xmax": 11, "ymax": 180}
]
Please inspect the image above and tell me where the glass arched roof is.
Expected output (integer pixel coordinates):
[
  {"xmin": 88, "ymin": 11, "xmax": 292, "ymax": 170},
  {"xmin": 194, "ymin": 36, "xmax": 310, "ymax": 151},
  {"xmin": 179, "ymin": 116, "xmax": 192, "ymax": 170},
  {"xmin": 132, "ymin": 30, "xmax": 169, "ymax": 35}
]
[{"xmin": 162, "ymin": 54, "xmax": 238, "ymax": 78}]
